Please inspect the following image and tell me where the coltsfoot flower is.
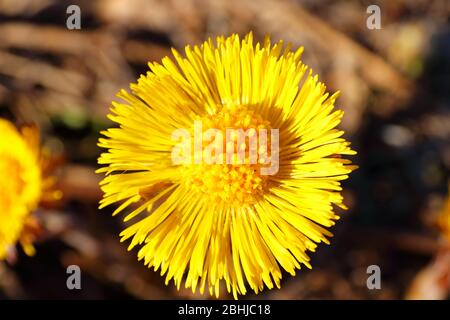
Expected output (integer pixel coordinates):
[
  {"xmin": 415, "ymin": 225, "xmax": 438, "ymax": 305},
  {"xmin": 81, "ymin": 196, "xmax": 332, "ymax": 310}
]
[
  {"xmin": 98, "ymin": 33, "xmax": 357, "ymax": 298},
  {"xmin": 0, "ymin": 118, "xmax": 61, "ymax": 260},
  {"xmin": 438, "ymin": 183, "xmax": 450, "ymax": 242}
]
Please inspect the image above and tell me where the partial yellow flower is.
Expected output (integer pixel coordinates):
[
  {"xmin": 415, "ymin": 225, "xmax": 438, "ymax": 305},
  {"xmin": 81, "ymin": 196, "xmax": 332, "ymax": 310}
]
[
  {"xmin": 438, "ymin": 183, "xmax": 450, "ymax": 242},
  {"xmin": 0, "ymin": 118, "xmax": 61, "ymax": 260},
  {"xmin": 98, "ymin": 33, "xmax": 357, "ymax": 298}
]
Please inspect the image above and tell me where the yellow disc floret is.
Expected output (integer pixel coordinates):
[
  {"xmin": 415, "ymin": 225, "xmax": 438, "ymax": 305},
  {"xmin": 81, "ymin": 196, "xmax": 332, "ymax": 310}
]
[{"xmin": 182, "ymin": 105, "xmax": 272, "ymax": 205}]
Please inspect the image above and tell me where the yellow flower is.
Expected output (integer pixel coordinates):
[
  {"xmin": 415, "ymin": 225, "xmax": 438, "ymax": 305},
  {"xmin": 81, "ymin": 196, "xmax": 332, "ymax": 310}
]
[
  {"xmin": 0, "ymin": 119, "xmax": 60, "ymax": 260},
  {"xmin": 98, "ymin": 33, "xmax": 357, "ymax": 298},
  {"xmin": 438, "ymin": 184, "xmax": 450, "ymax": 242}
]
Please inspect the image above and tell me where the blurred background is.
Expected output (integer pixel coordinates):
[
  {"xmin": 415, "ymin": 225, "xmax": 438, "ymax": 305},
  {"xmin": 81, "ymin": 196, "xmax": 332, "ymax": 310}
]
[{"xmin": 0, "ymin": 0, "xmax": 449, "ymax": 299}]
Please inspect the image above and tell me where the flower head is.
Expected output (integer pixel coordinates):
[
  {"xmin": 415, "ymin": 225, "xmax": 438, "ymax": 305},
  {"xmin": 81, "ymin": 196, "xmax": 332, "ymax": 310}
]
[
  {"xmin": 98, "ymin": 33, "xmax": 357, "ymax": 298},
  {"xmin": 0, "ymin": 118, "xmax": 60, "ymax": 260}
]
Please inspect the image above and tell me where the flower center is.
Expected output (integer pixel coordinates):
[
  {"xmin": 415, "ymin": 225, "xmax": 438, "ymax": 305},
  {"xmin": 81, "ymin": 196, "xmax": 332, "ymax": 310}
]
[
  {"xmin": 0, "ymin": 147, "xmax": 41, "ymax": 222},
  {"xmin": 0, "ymin": 156, "xmax": 25, "ymax": 215},
  {"xmin": 181, "ymin": 106, "xmax": 273, "ymax": 205}
]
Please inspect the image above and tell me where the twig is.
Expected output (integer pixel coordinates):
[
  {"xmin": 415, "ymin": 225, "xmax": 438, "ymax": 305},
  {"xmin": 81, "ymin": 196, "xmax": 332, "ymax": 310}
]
[{"xmin": 59, "ymin": 165, "xmax": 102, "ymax": 202}]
